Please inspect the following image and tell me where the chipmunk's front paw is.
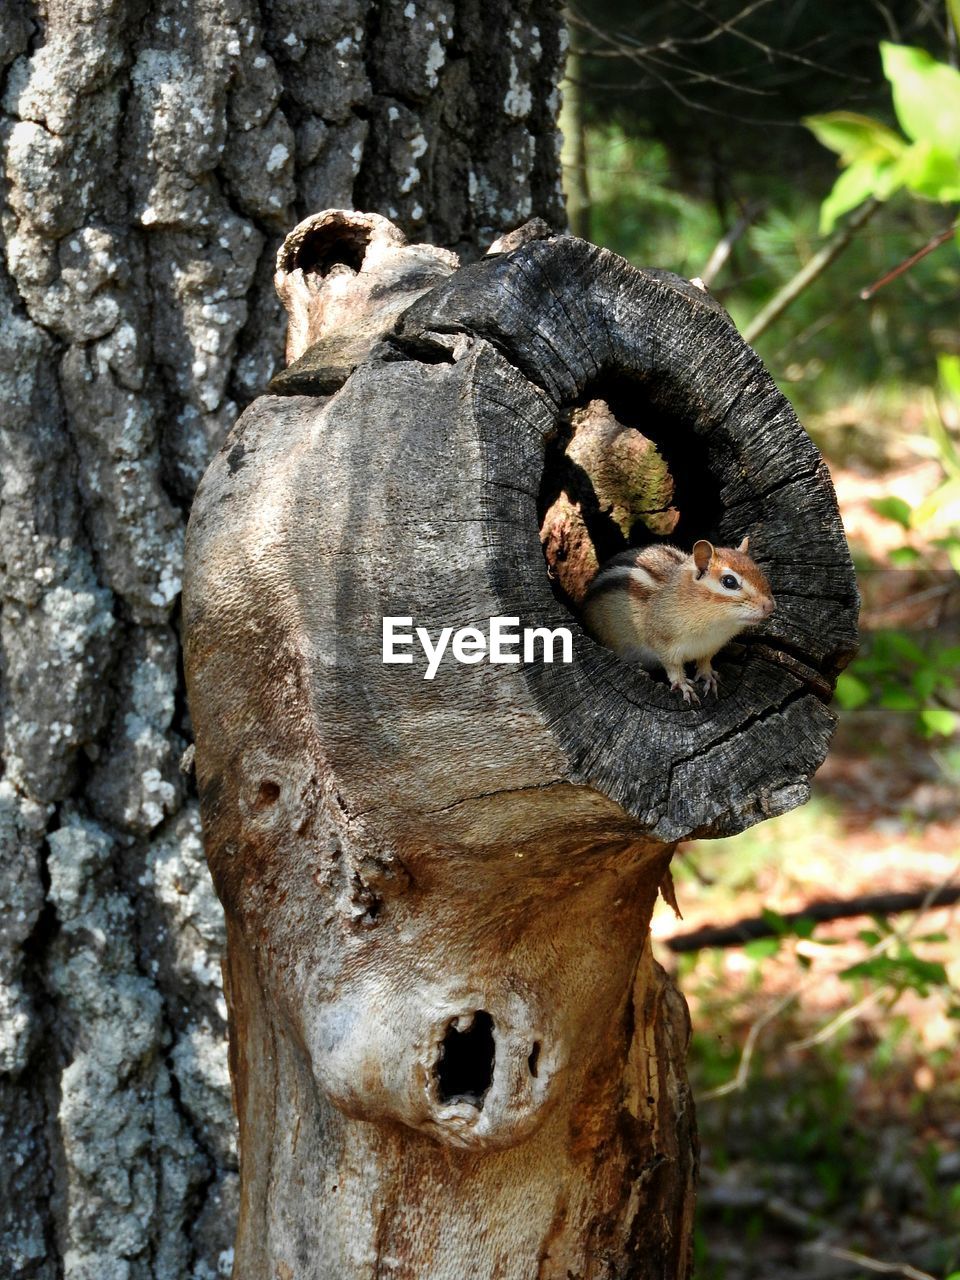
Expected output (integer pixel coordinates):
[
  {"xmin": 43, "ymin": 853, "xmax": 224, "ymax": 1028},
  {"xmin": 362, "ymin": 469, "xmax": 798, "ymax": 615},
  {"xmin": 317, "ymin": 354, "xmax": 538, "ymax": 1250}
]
[
  {"xmin": 670, "ymin": 676, "xmax": 701, "ymax": 704},
  {"xmin": 698, "ymin": 667, "xmax": 720, "ymax": 697}
]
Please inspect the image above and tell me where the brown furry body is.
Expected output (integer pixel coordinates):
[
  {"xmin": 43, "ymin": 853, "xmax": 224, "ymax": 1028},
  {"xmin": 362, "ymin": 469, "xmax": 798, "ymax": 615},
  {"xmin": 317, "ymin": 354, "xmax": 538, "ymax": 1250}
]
[{"xmin": 582, "ymin": 538, "xmax": 775, "ymax": 702}]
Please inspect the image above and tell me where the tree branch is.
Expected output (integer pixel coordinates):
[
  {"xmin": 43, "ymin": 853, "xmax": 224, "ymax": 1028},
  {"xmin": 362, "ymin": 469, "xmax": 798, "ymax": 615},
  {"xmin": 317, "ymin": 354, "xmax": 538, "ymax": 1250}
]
[
  {"xmin": 699, "ymin": 200, "xmax": 765, "ymax": 287},
  {"xmin": 810, "ymin": 1243, "xmax": 938, "ymax": 1280},
  {"xmin": 859, "ymin": 222, "xmax": 958, "ymax": 300},
  {"xmin": 664, "ymin": 885, "xmax": 960, "ymax": 952},
  {"xmin": 741, "ymin": 198, "xmax": 881, "ymax": 345}
]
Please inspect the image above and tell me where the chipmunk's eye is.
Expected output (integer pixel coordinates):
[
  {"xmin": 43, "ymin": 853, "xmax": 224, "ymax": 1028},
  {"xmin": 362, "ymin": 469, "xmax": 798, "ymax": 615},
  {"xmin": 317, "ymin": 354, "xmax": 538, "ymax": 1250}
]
[{"xmin": 720, "ymin": 573, "xmax": 740, "ymax": 590}]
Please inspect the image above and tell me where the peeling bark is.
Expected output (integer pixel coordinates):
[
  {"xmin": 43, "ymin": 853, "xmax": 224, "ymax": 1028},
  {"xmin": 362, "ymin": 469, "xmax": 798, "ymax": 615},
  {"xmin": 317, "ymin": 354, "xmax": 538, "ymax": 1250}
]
[{"xmin": 0, "ymin": 3, "xmax": 566, "ymax": 1276}]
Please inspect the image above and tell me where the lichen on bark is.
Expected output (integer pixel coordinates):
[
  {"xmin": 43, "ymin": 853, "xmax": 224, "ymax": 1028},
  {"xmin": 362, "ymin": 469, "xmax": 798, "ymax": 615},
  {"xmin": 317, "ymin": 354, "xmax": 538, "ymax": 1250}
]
[{"xmin": 0, "ymin": 1, "xmax": 566, "ymax": 1274}]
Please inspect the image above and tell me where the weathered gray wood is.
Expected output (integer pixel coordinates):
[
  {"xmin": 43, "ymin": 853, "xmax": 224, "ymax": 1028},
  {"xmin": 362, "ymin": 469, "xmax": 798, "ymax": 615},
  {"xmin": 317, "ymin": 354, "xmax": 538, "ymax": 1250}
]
[
  {"xmin": 271, "ymin": 208, "xmax": 459, "ymax": 388},
  {"xmin": 186, "ymin": 369, "xmax": 699, "ymax": 1278},
  {"xmin": 184, "ymin": 213, "xmax": 856, "ymax": 1278},
  {"xmin": 396, "ymin": 237, "xmax": 858, "ymax": 840}
]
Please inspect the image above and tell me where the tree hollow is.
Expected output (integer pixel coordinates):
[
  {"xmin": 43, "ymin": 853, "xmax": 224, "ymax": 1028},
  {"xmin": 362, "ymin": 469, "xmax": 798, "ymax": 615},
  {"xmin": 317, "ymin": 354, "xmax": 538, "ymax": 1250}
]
[{"xmin": 183, "ymin": 212, "xmax": 857, "ymax": 1280}]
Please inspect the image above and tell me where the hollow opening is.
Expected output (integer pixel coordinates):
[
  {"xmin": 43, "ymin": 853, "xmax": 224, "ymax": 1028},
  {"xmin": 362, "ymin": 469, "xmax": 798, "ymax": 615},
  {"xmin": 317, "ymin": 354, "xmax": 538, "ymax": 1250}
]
[
  {"xmin": 435, "ymin": 1011, "xmax": 496, "ymax": 1108},
  {"xmin": 253, "ymin": 779, "xmax": 281, "ymax": 810},
  {"xmin": 537, "ymin": 375, "xmax": 723, "ymax": 613},
  {"xmin": 293, "ymin": 223, "xmax": 371, "ymax": 277},
  {"xmin": 527, "ymin": 1041, "xmax": 541, "ymax": 1078}
]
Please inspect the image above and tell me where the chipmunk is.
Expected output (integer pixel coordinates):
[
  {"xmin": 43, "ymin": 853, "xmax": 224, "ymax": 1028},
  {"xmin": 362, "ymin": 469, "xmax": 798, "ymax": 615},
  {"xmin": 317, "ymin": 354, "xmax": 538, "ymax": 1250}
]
[{"xmin": 582, "ymin": 537, "xmax": 775, "ymax": 703}]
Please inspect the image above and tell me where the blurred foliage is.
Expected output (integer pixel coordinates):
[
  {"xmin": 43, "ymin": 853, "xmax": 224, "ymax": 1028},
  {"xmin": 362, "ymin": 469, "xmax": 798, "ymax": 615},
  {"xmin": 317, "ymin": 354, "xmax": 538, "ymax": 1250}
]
[
  {"xmin": 570, "ymin": 4, "xmax": 960, "ymax": 416},
  {"xmin": 836, "ymin": 351, "xmax": 960, "ymax": 737},
  {"xmin": 570, "ymin": 0, "xmax": 952, "ymax": 192},
  {"xmin": 674, "ymin": 793, "xmax": 844, "ymax": 896},
  {"xmin": 582, "ymin": 123, "xmax": 960, "ymax": 418},
  {"xmin": 835, "ymin": 632, "xmax": 960, "ymax": 738},
  {"xmin": 674, "ymin": 796, "xmax": 960, "ymax": 1277},
  {"xmin": 567, "ymin": 7, "xmax": 960, "ymax": 1273},
  {"xmin": 807, "ymin": 44, "xmax": 960, "ymax": 232}
]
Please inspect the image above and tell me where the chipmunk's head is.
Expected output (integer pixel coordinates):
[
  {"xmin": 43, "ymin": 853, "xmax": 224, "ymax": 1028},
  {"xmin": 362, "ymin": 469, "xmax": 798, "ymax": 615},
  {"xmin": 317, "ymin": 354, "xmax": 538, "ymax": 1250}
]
[{"xmin": 691, "ymin": 537, "xmax": 775, "ymax": 624}]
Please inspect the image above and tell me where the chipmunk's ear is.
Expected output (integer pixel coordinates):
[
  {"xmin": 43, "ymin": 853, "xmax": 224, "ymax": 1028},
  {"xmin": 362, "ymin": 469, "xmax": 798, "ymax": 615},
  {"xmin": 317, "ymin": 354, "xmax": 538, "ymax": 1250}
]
[
  {"xmin": 738, "ymin": 535, "xmax": 750, "ymax": 553},
  {"xmin": 693, "ymin": 540, "xmax": 713, "ymax": 577}
]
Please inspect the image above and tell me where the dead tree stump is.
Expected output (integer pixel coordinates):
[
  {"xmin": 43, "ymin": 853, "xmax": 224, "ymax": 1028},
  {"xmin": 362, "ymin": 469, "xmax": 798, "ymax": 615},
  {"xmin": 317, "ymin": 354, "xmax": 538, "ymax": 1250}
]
[{"xmin": 183, "ymin": 210, "xmax": 858, "ymax": 1279}]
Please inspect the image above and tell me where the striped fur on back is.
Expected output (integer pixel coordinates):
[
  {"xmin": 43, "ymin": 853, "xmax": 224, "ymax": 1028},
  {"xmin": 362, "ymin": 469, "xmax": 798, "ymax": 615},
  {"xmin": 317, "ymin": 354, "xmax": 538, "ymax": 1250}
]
[
  {"xmin": 584, "ymin": 544, "xmax": 685, "ymax": 603},
  {"xmin": 581, "ymin": 537, "xmax": 776, "ymax": 698}
]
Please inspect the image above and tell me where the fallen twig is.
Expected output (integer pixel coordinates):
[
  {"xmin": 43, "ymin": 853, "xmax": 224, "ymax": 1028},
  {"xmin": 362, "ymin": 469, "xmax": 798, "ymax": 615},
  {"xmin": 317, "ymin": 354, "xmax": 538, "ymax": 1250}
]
[
  {"xmin": 665, "ymin": 886, "xmax": 960, "ymax": 952},
  {"xmin": 786, "ymin": 989, "xmax": 884, "ymax": 1052},
  {"xmin": 698, "ymin": 976, "xmax": 809, "ymax": 1100},
  {"xmin": 694, "ymin": 870, "xmax": 958, "ymax": 1100},
  {"xmin": 809, "ymin": 1242, "xmax": 938, "ymax": 1280}
]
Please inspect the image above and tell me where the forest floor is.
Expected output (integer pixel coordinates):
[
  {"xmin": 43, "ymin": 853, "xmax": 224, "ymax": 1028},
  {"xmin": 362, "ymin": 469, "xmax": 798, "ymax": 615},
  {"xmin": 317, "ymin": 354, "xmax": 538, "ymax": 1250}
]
[{"xmin": 651, "ymin": 453, "xmax": 960, "ymax": 1279}]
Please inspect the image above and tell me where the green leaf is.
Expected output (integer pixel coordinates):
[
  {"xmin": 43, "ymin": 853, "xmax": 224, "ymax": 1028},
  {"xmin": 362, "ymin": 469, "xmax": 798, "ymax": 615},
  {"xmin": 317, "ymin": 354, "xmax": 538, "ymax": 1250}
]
[
  {"xmin": 893, "ymin": 140, "xmax": 960, "ymax": 201},
  {"xmin": 914, "ymin": 476, "xmax": 960, "ymax": 526},
  {"xmin": 881, "ymin": 43, "xmax": 960, "ymax": 153},
  {"xmin": 883, "ymin": 632, "xmax": 926, "ymax": 663},
  {"xmin": 879, "ymin": 686, "xmax": 917, "ymax": 712},
  {"xmin": 842, "ymin": 949, "xmax": 949, "ymax": 995},
  {"xmin": 870, "ymin": 495, "xmax": 913, "ymax": 528},
  {"xmin": 888, "ymin": 546, "xmax": 922, "ymax": 567},
  {"xmin": 761, "ymin": 908, "xmax": 790, "ymax": 936},
  {"xmin": 835, "ymin": 671, "xmax": 871, "ymax": 710},
  {"xmin": 745, "ymin": 937, "xmax": 780, "ymax": 961},
  {"xmin": 819, "ymin": 159, "xmax": 899, "ymax": 234},
  {"xmin": 793, "ymin": 916, "xmax": 816, "ymax": 939},
  {"xmin": 939, "ymin": 354, "xmax": 960, "ymax": 402},
  {"xmin": 804, "ymin": 111, "xmax": 907, "ymax": 163},
  {"xmin": 901, "ymin": 953, "xmax": 950, "ymax": 987},
  {"xmin": 920, "ymin": 706, "xmax": 958, "ymax": 737},
  {"xmin": 912, "ymin": 666, "xmax": 938, "ymax": 700},
  {"xmin": 928, "ymin": 398, "xmax": 960, "ymax": 475}
]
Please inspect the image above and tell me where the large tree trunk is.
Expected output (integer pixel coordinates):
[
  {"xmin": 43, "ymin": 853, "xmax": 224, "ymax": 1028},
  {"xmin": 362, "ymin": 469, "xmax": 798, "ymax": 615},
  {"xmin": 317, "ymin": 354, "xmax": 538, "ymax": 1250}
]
[
  {"xmin": 0, "ymin": 4, "xmax": 566, "ymax": 1277},
  {"xmin": 183, "ymin": 212, "xmax": 857, "ymax": 1278},
  {"xmin": 559, "ymin": 20, "xmax": 591, "ymax": 239}
]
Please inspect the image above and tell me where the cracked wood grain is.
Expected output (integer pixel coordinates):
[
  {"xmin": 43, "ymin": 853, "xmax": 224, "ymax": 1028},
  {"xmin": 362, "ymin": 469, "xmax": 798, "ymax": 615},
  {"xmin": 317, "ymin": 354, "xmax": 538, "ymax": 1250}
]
[{"xmin": 183, "ymin": 211, "xmax": 855, "ymax": 1278}]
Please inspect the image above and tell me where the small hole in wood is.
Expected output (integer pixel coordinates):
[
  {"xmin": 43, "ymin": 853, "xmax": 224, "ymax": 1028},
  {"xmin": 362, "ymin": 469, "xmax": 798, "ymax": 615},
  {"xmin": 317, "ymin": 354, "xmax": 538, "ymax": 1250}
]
[
  {"xmin": 294, "ymin": 223, "xmax": 370, "ymax": 277},
  {"xmin": 538, "ymin": 377, "xmax": 722, "ymax": 612},
  {"xmin": 254, "ymin": 779, "xmax": 281, "ymax": 809},
  {"xmin": 435, "ymin": 1011, "xmax": 496, "ymax": 1108},
  {"xmin": 528, "ymin": 1041, "xmax": 541, "ymax": 1078}
]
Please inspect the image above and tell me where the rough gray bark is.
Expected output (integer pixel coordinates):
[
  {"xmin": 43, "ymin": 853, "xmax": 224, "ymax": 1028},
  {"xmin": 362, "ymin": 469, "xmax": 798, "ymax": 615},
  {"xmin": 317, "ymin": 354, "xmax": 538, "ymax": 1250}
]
[
  {"xmin": 182, "ymin": 213, "xmax": 856, "ymax": 1277},
  {"xmin": 0, "ymin": 3, "xmax": 566, "ymax": 1277}
]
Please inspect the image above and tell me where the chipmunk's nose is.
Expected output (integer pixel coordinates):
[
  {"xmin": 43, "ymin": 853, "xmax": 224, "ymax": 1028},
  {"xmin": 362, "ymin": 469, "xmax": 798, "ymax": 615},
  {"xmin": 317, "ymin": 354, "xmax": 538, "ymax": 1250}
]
[{"xmin": 763, "ymin": 596, "xmax": 776, "ymax": 617}]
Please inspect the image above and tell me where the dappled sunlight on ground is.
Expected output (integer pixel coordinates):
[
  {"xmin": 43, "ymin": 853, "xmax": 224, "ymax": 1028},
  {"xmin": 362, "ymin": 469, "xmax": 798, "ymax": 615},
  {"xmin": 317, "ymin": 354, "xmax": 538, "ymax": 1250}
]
[
  {"xmin": 831, "ymin": 459, "xmax": 955, "ymax": 561},
  {"xmin": 653, "ymin": 829, "xmax": 960, "ymax": 1277},
  {"xmin": 649, "ymin": 530, "xmax": 959, "ymax": 1276}
]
